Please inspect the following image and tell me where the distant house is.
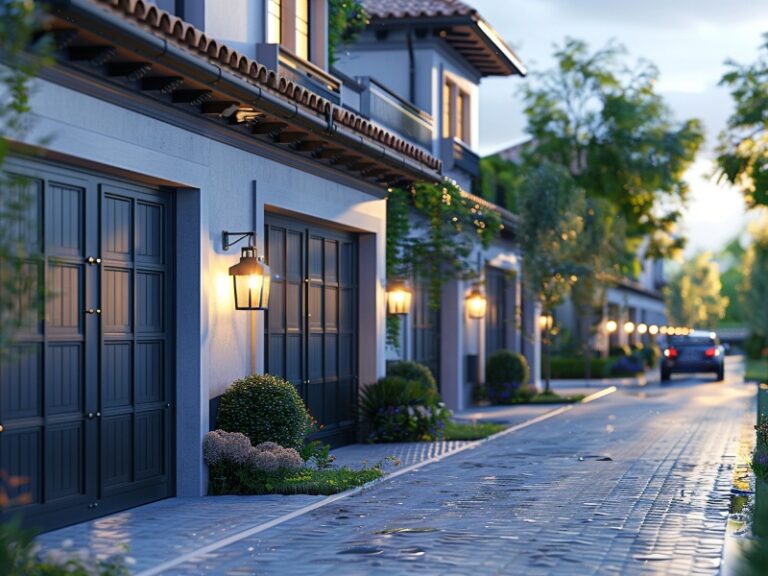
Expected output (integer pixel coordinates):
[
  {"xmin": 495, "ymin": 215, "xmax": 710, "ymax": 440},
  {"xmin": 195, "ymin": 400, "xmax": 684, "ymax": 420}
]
[{"xmin": 335, "ymin": 0, "xmax": 536, "ymax": 407}]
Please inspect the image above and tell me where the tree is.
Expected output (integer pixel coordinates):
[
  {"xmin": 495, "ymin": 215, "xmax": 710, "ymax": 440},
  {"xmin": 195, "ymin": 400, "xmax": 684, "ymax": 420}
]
[
  {"xmin": 520, "ymin": 38, "xmax": 704, "ymax": 266},
  {"xmin": 328, "ymin": 0, "xmax": 368, "ymax": 65},
  {"xmin": 665, "ymin": 253, "xmax": 729, "ymax": 328},
  {"xmin": 742, "ymin": 213, "xmax": 768, "ymax": 343},
  {"xmin": 518, "ymin": 162, "xmax": 583, "ymax": 391},
  {"xmin": 718, "ymin": 236, "xmax": 746, "ymax": 325},
  {"xmin": 716, "ymin": 33, "xmax": 768, "ymax": 208},
  {"xmin": 570, "ymin": 198, "xmax": 625, "ymax": 378}
]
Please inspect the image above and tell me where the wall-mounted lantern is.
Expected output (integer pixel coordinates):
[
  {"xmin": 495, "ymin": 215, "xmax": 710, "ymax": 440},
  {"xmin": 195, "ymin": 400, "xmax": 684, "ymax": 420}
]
[
  {"xmin": 605, "ymin": 320, "xmax": 618, "ymax": 333},
  {"xmin": 637, "ymin": 323, "xmax": 648, "ymax": 335},
  {"xmin": 649, "ymin": 324, "xmax": 659, "ymax": 335},
  {"xmin": 624, "ymin": 321, "xmax": 636, "ymax": 334},
  {"xmin": 386, "ymin": 280, "xmax": 412, "ymax": 315},
  {"xmin": 465, "ymin": 286, "xmax": 487, "ymax": 319},
  {"xmin": 539, "ymin": 313, "xmax": 554, "ymax": 332},
  {"xmin": 223, "ymin": 231, "xmax": 271, "ymax": 311}
]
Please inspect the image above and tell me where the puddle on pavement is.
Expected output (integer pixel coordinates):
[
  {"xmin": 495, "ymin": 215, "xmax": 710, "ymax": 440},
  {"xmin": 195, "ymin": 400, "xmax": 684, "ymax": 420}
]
[
  {"xmin": 634, "ymin": 553, "xmax": 673, "ymax": 562},
  {"xmin": 338, "ymin": 546, "xmax": 384, "ymax": 556},
  {"xmin": 374, "ymin": 527, "xmax": 441, "ymax": 535}
]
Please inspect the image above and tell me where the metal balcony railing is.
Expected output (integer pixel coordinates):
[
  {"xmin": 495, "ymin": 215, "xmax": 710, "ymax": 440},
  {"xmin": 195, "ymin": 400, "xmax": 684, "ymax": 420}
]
[{"xmin": 357, "ymin": 77, "xmax": 434, "ymax": 151}]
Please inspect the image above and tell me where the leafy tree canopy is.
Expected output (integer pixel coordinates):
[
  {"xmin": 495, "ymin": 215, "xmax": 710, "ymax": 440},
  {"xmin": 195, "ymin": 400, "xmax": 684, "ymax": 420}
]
[
  {"xmin": 717, "ymin": 33, "xmax": 768, "ymax": 208},
  {"xmin": 664, "ymin": 252, "xmax": 729, "ymax": 329},
  {"xmin": 518, "ymin": 162, "xmax": 584, "ymax": 314},
  {"xmin": 742, "ymin": 213, "xmax": 768, "ymax": 337},
  {"xmin": 520, "ymin": 38, "xmax": 704, "ymax": 263}
]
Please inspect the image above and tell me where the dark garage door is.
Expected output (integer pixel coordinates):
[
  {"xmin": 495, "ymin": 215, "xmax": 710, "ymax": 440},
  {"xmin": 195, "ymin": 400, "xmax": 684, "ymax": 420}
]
[
  {"xmin": 265, "ymin": 215, "xmax": 358, "ymax": 447},
  {"xmin": 0, "ymin": 159, "xmax": 174, "ymax": 531}
]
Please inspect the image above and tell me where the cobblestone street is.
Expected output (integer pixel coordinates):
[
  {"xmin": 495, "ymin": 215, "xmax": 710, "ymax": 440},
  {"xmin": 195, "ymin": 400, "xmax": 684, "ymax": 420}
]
[{"xmin": 124, "ymin": 359, "xmax": 754, "ymax": 575}]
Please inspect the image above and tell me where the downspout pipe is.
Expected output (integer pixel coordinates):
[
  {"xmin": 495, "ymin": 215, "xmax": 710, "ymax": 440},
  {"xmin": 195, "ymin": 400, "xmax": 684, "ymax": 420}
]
[
  {"xmin": 406, "ymin": 27, "xmax": 415, "ymax": 104},
  {"xmin": 47, "ymin": 0, "xmax": 441, "ymax": 183}
]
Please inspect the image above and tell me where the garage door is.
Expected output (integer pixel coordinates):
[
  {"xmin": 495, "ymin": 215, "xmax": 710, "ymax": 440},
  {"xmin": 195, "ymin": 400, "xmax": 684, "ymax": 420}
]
[
  {"xmin": 0, "ymin": 159, "xmax": 174, "ymax": 531},
  {"xmin": 265, "ymin": 215, "xmax": 358, "ymax": 447}
]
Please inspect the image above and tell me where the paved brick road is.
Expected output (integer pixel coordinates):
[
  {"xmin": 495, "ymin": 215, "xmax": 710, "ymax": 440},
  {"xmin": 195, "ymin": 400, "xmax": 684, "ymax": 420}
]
[{"xmin": 154, "ymin": 359, "xmax": 753, "ymax": 575}]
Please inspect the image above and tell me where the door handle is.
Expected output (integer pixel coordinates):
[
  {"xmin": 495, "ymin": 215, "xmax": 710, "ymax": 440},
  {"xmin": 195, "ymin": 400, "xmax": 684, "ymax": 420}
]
[
  {"xmin": 87, "ymin": 412, "xmax": 101, "ymax": 420},
  {"xmin": 85, "ymin": 308, "xmax": 102, "ymax": 315},
  {"xmin": 86, "ymin": 256, "xmax": 102, "ymax": 265}
]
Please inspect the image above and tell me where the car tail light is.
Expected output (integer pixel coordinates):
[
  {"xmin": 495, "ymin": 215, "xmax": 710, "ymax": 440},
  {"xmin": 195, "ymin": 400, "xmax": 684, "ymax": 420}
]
[
  {"xmin": 664, "ymin": 348, "xmax": 678, "ymax": 358},
  {"xmin": 705, "ymin": 348, "xmax": 718, "ymax": 357}
]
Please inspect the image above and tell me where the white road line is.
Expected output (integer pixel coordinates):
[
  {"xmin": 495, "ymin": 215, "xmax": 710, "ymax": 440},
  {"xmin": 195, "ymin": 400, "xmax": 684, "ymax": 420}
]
[{"xmin": 136, "ymin": 385, "xmax": 618, "ymax": 576}]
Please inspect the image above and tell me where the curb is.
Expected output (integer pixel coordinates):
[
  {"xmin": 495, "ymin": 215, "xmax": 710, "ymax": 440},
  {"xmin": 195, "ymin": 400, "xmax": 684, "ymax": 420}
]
[{"xmin": 136, "ymin": 385, "xmax": 617, "ymax": 576}]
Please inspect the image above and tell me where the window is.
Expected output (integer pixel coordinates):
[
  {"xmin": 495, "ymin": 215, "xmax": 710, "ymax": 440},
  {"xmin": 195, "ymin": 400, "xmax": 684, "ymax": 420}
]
[
  {"xmin": 267, "ymin": 0, "xmax": 282, "ymax": 44},
  {"xmin": 456, "ymin": 90, "xmax": 466, "ymax": 142},
  {"xmin": 442, "ymin": 77, "xmax": 471, "ymax": 144},
  {"xmin": 296, "ymin": 0, "xmax": 310, "ymax": 60},
  {"xmin": 442, "ymin": 80, "xmax": 453, "ymax": 139},
  {"xmin": 267, "ymin": 0, "xmax": 316, "ymax": 62}
]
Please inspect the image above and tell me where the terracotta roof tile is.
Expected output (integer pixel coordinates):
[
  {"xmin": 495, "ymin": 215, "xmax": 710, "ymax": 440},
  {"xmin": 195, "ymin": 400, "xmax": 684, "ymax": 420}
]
[
  {"xmin": 89, "ymin": 0, "xmax": 441, "ymax": 172},
  {"xmin": 361, "ymin": 0, "xmax": 475, "ymax": 19}
]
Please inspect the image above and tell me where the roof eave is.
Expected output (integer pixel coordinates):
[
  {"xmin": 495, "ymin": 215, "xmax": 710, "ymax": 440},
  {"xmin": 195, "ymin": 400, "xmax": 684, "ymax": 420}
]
[{"xmin": 367, "ymin": 14, "xmax": 525, "ymax": 78}]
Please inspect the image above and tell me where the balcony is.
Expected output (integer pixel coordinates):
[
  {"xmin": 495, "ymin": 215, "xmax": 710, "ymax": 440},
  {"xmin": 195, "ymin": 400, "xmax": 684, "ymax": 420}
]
[
  {"xmin": 441, "ymin": 138, "xmax": 480, "ymax": 179},
  {"xmin": 254, "ymin": 45, "xmax": 341, "ymax": 105},
  {"xmin": 357, "ymin": 77, "xmax": 434, "ymax": 151}
]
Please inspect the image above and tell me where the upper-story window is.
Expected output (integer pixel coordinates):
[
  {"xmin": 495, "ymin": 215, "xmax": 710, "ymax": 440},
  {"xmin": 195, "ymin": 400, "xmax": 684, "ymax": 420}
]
[
  {"xmin": 296, "ymin": 0, "xmax": 310, "ymax": 60},
  {"xmin": 267, "ymin": 0, "xmax": 314, "ymax": 61},
  {"xmin": 267, "ymin": 0, "xmax": 282, "ymax": 44},
  {"xmin": 442, "ymin": 77, "xmax": 470, "ymax": 145}
]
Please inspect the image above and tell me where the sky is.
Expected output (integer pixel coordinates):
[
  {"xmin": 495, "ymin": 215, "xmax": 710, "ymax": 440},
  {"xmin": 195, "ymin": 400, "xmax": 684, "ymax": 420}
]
[{"xmin": 470, "ymin": 0, "xmax": 768, "ymax": 256}]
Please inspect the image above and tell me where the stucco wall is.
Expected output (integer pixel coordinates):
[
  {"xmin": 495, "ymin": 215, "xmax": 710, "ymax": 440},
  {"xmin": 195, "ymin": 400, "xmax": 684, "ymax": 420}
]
[{"xmin": 23, "ymin": 76, "xmax": 388, "ymax": 496}]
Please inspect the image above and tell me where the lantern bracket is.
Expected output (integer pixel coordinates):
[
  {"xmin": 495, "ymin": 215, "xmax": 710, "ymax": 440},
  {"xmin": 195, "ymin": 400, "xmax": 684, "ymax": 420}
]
[{"xmin": 222, "ymin": 231, "xmax": 255, "ymax": 251}]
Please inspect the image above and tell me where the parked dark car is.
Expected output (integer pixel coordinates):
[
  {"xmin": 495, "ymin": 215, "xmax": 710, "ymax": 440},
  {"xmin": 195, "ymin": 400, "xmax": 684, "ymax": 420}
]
[{"xmin": 661, "ymin": 331, "xmax": 725, "ymax": 382}]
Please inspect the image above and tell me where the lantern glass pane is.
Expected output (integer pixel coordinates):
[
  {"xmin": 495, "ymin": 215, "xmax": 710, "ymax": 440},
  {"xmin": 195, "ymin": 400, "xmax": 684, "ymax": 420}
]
[{"xmin": 387, "ymin": 288, "xmax": 412, "ymax": 315}]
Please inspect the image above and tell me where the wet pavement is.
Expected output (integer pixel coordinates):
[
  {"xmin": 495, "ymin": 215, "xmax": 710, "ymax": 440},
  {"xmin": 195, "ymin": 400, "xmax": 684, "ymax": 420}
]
[{"xmin": 38, "ymin": 359, "xmax": 755, "ymax": 575}]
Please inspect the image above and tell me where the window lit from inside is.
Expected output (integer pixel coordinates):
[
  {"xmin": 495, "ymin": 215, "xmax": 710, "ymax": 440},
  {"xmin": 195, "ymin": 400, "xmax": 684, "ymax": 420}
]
[
  {"xmin": 296, "ymin": 0, "xmax": 310, "ymax": 60},
  {"xmin": 268, "ymin": 0, "xmax": 282, "ymax": 44}
]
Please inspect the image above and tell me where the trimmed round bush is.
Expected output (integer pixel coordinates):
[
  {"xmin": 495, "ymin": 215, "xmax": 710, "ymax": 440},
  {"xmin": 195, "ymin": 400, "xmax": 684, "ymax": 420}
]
[
  {"xmin": 217, "ymin": 374, "xmax": 311, "ymax": 450},
  {"xmin": 485, "ymin": 350, "xmax": 530, "ymax": 404},
  {"xmin": 386, "ymin": 361, "xmax": 439, "ymax": 400}
]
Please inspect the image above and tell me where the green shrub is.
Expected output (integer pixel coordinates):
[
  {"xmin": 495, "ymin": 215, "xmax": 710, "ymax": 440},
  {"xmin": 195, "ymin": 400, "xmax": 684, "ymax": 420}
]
[
  {"xmin": 746, "ymin": 333, "xmax": 767, "ymax": 360},
  {"xmin": 217, "ymin": 374, "xmax": 311, "ymax": 450},
  {"xmin": 609, "ymin": 345, "xmax": 631, "ymax": 357},
  {"xmin": 0, "ymin": 516, "xmax": 130, "ymax": 575},
  {"xmin": 386, "ymin": 361, "xmax": 439, "ymax": 400},
  {"xmin": 485, "ymin": 351, "xmax": 530, "ymax": 404},
  {"xmin": 359, "ymin": 376, "xmax": 450, "ymax": 442},
  {"xmin": 641, "ymin": 344, "xmax": 661, "ymax": 368},
  {"xmin": 548, "ymin": 357, "xmax": 611, "ymax": 379}
]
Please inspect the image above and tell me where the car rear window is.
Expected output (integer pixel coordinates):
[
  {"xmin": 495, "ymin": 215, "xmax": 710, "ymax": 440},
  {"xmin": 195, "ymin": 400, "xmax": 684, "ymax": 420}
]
[{"xmin": 668, "ymin": 336, "xmax": 716, "ymax": 346}]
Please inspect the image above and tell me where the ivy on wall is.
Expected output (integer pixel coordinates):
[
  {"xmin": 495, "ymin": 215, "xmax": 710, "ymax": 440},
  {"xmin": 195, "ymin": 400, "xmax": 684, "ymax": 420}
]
[
  {"xmin": 328, "ymin": 0, "xmax": 368, "ymax": 65},
  {"xmin": 386, "ymin": 179, "xmax": 503, "ymax": 347}
]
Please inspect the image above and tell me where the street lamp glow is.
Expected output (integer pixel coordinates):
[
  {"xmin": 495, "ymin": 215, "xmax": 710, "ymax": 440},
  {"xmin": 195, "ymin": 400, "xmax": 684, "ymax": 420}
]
[
  {"xmin": 649, "ymin": 325, "xmax": 659, "ymax": 335},
  {"xmin": 637, "ymin": 323, "xmax": 648, "ymax": 335},
  {"xmin": 605, "ymin": 320, "xmax": 618, "ymax": 333},
  {"xmin": 539, "ymin": 314, "xmax": 554, "ymax": 331},
  {"xmin": 624, "ymin": 321, "xmax": 635, "ymax": 334}
]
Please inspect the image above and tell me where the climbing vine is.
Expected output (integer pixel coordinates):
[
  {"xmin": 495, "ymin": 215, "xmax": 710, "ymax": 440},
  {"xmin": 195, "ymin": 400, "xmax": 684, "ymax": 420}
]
[
  {"xmin": 0, "ymin": 0, "xmax": 52, "ymax": 358},
  {"xmin": 385, "ymin": 179, "xmax": 503, "ymax": 347},
  {"xmin": 328, "ymin": 0, "xmax": 368, "ymax": 65}
]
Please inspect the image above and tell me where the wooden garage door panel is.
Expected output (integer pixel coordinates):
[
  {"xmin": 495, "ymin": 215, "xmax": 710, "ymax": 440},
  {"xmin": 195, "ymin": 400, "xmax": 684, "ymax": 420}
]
[
  {"xmin": 265, "ymin": 217, "xmax": 358, "ymax": 446},
  {"xmin": 0, "ymin": 160, "xmax": 174, "ymax": 532}
]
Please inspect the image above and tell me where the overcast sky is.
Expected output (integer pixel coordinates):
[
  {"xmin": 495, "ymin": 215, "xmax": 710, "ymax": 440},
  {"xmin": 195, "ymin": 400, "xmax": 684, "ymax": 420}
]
[{"xmin": 470, "ymin": 0, "xmax": 768, "ymax": 256}]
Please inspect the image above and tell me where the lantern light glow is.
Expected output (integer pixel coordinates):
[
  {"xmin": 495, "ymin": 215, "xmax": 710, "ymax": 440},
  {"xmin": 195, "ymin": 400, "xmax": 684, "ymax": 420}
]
[
  {"xmin": 466, "ymin": 287, "xmax": 487, "ymax": 319},
  {"xmin": 386, "ymin": 280, "xmax": 412, "ymax": 315}
]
